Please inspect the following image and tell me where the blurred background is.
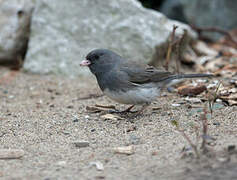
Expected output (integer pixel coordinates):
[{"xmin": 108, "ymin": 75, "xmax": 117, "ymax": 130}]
[{"xmin": 0, "ymin": 0, "xmax": 236, "ymax": 78}]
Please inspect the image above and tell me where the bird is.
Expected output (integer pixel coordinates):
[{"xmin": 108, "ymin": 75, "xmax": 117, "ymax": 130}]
[{"xmin": 80, "ymin": 49, "xmax": 213, "ymax": 114}]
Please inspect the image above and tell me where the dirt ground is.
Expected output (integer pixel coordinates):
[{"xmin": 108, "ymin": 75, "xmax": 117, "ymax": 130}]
[{"xmin": 0, "ymin": 68, "xmax": 237, "ymax": 180}]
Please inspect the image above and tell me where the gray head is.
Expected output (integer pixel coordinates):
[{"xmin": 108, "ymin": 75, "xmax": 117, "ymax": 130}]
[{"xmin": 80, "ymin": 49, "xmax": 122, "ymax": 75}]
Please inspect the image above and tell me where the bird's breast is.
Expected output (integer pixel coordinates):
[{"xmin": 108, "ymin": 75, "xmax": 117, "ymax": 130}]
[{"xmin": 103, "ymin": 87, "xmax": 160, "ymax": 105}]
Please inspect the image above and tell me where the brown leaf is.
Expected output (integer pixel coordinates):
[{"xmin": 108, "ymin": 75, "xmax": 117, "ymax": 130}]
[
  {"xmin": 214, "ymin": 64, "xmax": 237, "ymax": 78},
  {"xmin": 178, "ymin": 84, "xmax": 207, "ymax": 96}
]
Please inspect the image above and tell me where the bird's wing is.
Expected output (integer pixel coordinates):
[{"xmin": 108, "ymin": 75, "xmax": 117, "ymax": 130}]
[{"xmin": 119, "ymin": 61, "xmax": 173, "ymax": 84}]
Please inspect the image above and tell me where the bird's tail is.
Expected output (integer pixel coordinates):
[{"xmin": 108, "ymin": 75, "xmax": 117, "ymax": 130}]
[
  {"xmin": 168, "ymin": 73, "xmax": 213, "ymax": 81},
  {"xmin": 164, "ymin": 73, "xmax": 213, "ymax": 87}
]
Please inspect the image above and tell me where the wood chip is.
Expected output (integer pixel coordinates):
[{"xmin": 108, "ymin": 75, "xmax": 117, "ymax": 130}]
[
  {"xmin": 100, "ymin": 114, "xmax": 124, "ymax": 121},
  {"xmin": 0, "ymin": 149, "xmax": 24, "ymax": 159},
  {"xmin": 114, "ymin": 146, "xmax": 135, "ymax": 155},
  {"xmin": 152, "ymin": 107, "xmax": 162, "ymax": 110},
  {"xmin": 86, "ymin": 104, "xmax": 117, "ymax": 113},
  {"xmin": 86, "ymin": 106, "xmax": 104, "ymax": 113},
  {"xmin": 228, "ymin": 100, "xmax": 237, "ymax": 106}
]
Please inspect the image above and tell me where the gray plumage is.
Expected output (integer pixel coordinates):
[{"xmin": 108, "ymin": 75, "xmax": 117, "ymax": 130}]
[{"xmin": 81, "ymin": 49, "xmax": 212, "ymax": 105}]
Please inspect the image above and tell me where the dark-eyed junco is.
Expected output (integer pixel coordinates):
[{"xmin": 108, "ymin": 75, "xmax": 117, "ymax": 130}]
[{"xmin": 80, "ymin": 49, "xmax": 212, "ymax": 113}]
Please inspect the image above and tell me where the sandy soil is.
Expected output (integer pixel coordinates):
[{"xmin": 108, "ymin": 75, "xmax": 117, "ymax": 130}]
[{"xmin": 0, "ymin": 68, "xmax": 237, "ymax": 180}]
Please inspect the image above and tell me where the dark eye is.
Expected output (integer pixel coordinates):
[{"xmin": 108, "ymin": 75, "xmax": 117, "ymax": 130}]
[{"xmin": 94, "ymin": 55, "xmax": 99, "ymax": 60}]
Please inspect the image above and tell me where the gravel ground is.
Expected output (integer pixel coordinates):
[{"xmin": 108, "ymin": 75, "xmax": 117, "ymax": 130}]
[{"xmin": 0, "ymin": 68, "xmax": 236, "ymax": 180}]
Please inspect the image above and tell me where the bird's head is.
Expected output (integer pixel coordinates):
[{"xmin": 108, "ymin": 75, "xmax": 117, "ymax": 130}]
[{"xmin": 80, "ymin": 49, "xmax": 121, "ymax": 75}]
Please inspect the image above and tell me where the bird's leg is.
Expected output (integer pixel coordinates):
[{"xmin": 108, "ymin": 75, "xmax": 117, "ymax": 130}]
[
  {"xmin": 108, "ymin": 105, "xmax": 135, "ymax": 114},
  {"xmin": 121, "ymin": 105, "xmax": 135, "ymax": 113},
  {"xmin": 125, "ymin": 103, "xmax": 150, "ymax": 119},
  {"xmin": 135, "ymin": 103, "xmax": 150, "ymax": 115}
]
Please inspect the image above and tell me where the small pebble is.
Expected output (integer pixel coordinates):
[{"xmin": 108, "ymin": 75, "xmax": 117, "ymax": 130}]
[
  {"xmin": 89, "ymin": 161, "xmax": 104, "ymax": 171},
  {"xmin": 62, "ymin": 131, "xmax": 70, "ymax": 135},
  {"xmin": 129, "ymin": 135, "xmax": 140, "ymax": 145},
  {"xmin": 207, "ymin": 83, "xmax": 217, "ymax": 89},
  {"xmin": 49, "ymin": 104, "xmax": 55, "ymax": 108},
  {"xmin": 95, "ymin": 176, "xmax": 106, "ymax": 179},
  {"xmin": 171, "ymin": 103, "xmax": 181, "ymax": 107},
  {"xmin": 73, "ymin": 141, "xmax": 90, "ymax": 148},
  {"xmin": 56, "ymin": 161, "xmax": 67, "ymax": 166},
  {"xmin": 8, "ymin": 95, "xmax": 14, "ymax": 99},
  {"xmin": 227, "ymin": 145, "xmax": 235, "ymax": 152},
  {"xmin": 185, "ymin": 97, "xmax": 202, "ymax": 104},
  {"xmin": 213, "ymin": 122, "xmax": 220, "ymax": 126},
  {"xmin": 67, "ymin": 105, "xmax": 74, "ymax": 109},
  {"xmin": 73, "ymin": 118, "xmax": 79, "ymax": 122},
  {"xmin": 91, "ymin": 128, "xmax": 96, "ymax": 132},
  {"xmin": 55, "ymin": 92, "xmax": 61, "ymax": 95},
  {"xmin": 196, "ymin": 79, "xmax": 208, "ymax": 83},
  {"xmin": 85, "ymin": 115, "xmax": 90, "ymax": 119}
]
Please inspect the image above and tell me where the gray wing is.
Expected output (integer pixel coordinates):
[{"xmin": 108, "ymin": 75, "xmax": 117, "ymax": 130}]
[{"xmin": 119, "ymin": 61, "xmax": 173, "ymax": 84}]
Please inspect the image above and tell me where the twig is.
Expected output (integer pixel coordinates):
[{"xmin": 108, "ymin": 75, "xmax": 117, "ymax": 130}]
[
  {"xmin": 165, "ymin": 25, "xmax": 178, "ymax": 70},
  {"xmin": 95, "ymin": 104, "xmax": 116, "ymax": 109},
  {"xmin": 178, "ymin": 128, "xmax": 200, "ymax": 158},
  {"xmin": 201, "ymin": 105, "xmax": 208, "ymax": 152},
  {"xmin": 194, "ymin": 125, "xmax": 200, "ymax": 148},
  {"xmin": 171, "ymin": 120, "xmax": 199, "ymax": 158},
  {"xmin": 77, "ymin": 94, "xmax": 103, "ymax": 100},
  {"xmin": 191, "ymin": 25, "xmax": 237, "ymax": 47},
  {"xmin": 173, "ymin": 29, "xmax": 188, "ymax": 73},
  {"xmin": 208, "ymin": 81, "xmax": 221, "ymax": 114}
]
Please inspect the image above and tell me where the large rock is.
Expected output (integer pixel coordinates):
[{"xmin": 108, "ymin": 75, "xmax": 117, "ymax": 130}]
[
  {"xmin": 24, "ymin": 0, "xmax": 196, "ymax": 77},
  {"xmin": 0, "ymin": 0, "xmax": 34, "ymax": 67},
  {"xmin": 161, "ymin": 0, "xmax": 237, "ymax": 40}
]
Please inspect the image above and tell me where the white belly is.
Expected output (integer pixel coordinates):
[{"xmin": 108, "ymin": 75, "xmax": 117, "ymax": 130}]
[{"xmin": 103, "ymin": 87, "xmax": 160, "ymax": 105}]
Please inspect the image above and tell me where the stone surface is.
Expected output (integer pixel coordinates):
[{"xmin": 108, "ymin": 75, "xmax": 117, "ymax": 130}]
[
  {"xmin": 0, "ymin": 0, "xmax": 34, "ymax": 66},
  {"xmin": 24, "ymin": 0, "xmax": 196, "ymax": 77},
  {"xmin": 161, "ymin": 0, "xmax": 237, "ymax": 40}
]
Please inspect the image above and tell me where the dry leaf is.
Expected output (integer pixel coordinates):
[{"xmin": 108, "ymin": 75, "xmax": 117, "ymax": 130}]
[
  {"xmin": 178, "ymin": 84, "xmax": 207, "ymax": 96},
  {"xmin": 100, "ymin": 114, "xmax": 123, "ymax": 121},
  {"xmin": 193, "ymin": 40, "xmax": 218, "ymax": 56}
]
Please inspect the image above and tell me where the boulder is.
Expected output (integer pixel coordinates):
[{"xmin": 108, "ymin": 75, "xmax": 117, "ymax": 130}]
[
  {"xmin": 161, "ymin": 0, "xmax": 237, "ymax": 40},
  {"xmin": 0, "ymin": 0, "xmax": 34, "ymax": 68},
  {"xmin": 24, "ymin": 0, "xmax": 196, "ymax": 77}
]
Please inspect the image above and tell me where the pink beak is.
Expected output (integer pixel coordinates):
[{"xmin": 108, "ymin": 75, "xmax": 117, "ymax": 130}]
[{"xmin": 80, "ymin": 60, "xmax": 91, "ymax": 66}]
